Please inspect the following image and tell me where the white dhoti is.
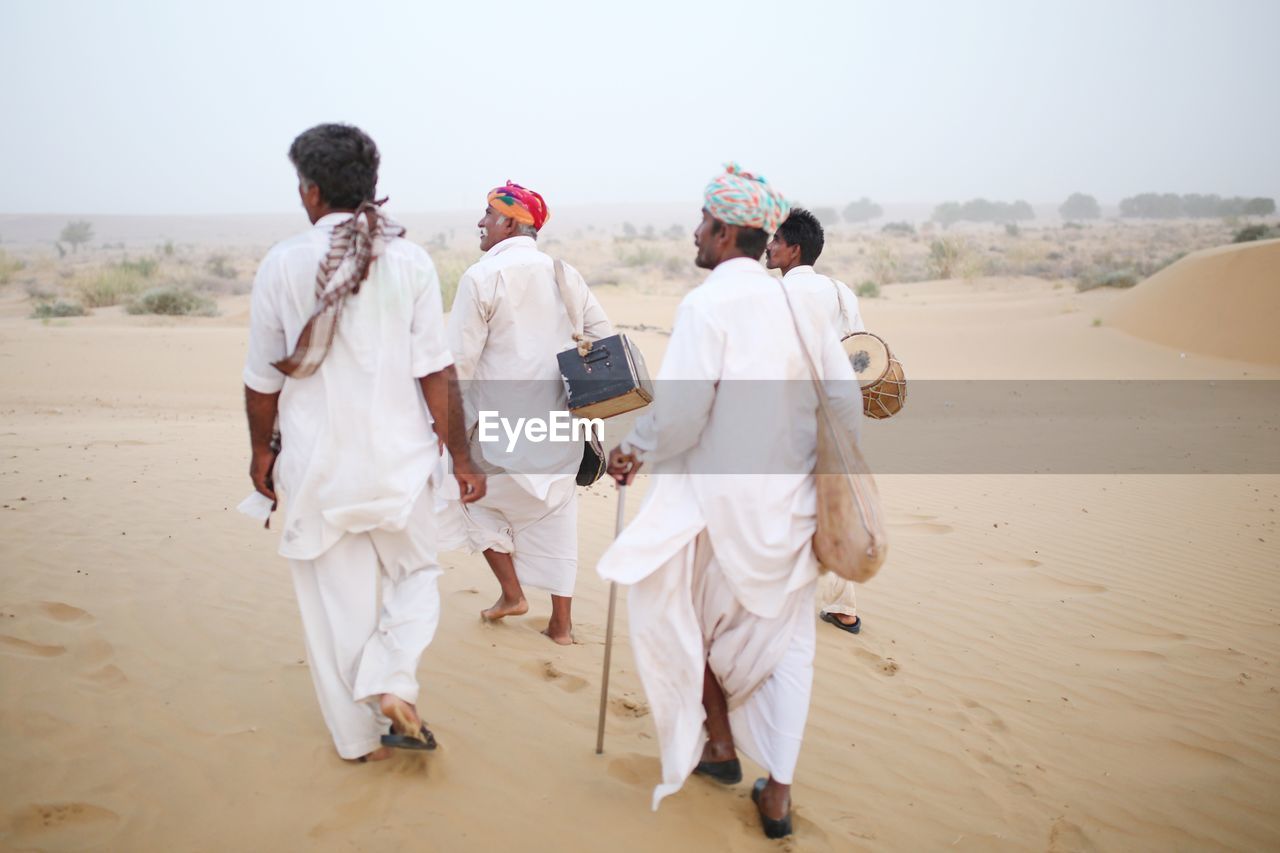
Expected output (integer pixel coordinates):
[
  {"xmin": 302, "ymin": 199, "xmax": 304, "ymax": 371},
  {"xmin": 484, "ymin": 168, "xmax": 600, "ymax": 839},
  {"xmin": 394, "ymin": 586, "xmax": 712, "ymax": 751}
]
[
  {"xmin": 627, "ymin": 531, "xmax": 817, "ymax": 810},
  {"xmin": 818, "ymin": 572, "xmax": 858, "ymax": 619},
  {"xmin": 441, "ymin": 473, "xmax": 578, "ymax": 597},
  {"xmin": 288, "ymin": 492, "xmax": 443, "ymax": 760}
]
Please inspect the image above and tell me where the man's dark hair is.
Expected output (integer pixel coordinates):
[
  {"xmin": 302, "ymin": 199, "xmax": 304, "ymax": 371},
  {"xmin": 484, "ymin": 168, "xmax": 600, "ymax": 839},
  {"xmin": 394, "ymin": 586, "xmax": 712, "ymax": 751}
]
[
  {"xmin": 288, "ymin": 124, "xmax": 380, "ymax": 210},
  {"xmin": 735, "ymin": 226, "xmax": 769, "ymax": 259},
  {"xmin": 776, "ymin": 208, "xmax": 825, "ymax": 265},
  {"xmin": 713, "ymin": 219, "xmax": 769, "ymax": 259}
]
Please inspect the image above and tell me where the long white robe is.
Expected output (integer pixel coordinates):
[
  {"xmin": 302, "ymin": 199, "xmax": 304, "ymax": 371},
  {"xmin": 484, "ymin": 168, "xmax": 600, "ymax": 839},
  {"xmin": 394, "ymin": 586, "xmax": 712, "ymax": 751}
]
[
  {"xmin": 438, "ymin": 236, "xmax": 613, "ymax": 596},
  {"xmin": 597, "ymin": 257, "xmax": 861, "ymax": 808}
]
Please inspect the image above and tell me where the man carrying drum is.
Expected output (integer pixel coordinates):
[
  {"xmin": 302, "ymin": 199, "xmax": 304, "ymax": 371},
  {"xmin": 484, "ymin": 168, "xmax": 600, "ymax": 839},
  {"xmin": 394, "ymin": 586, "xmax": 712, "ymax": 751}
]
[{"xmin": 766, "ymin": 208, "xmax": 866, "ymax": 635}]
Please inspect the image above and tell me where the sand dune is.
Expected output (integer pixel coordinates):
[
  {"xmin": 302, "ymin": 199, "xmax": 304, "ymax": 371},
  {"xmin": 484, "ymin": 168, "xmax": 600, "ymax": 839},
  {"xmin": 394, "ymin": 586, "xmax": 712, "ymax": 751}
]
[
  {"xmin": 1107, "ymin": 238, "xmax": 1280, "ymax": 364},
  {"xmin": 1, "ymin": 267, "xmax": 1278, "ymax": 850}
]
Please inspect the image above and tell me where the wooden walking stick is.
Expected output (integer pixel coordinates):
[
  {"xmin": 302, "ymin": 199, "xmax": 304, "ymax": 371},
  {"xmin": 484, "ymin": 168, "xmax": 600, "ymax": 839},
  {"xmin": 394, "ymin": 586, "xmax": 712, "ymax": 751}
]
[{"xmin": 595, "ymin": 483, "xmax": 626, "ymax": 754}]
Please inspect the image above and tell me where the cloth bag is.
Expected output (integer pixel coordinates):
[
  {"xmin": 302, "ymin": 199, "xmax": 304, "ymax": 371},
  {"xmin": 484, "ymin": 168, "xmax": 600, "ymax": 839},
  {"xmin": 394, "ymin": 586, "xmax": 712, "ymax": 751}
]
[{"xmin": 778, "ymin": 282, "xmax": 888, "ymax": 582}]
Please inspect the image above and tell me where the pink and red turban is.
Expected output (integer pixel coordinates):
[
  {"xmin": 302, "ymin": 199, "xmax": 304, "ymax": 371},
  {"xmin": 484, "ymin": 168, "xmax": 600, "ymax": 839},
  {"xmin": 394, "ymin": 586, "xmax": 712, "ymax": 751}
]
[
  {"xmin": 703, "ymin": 162, "xmax": 790, "ymax": 235},
  {"xmin": 487, "ymin": 181, "xmax": 550, "ymax": 231}
]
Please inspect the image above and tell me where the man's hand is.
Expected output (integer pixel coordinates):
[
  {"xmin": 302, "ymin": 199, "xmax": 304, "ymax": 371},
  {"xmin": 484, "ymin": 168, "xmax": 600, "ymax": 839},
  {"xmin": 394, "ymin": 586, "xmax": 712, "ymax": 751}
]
[
  {"xmin": 249, "ymin": 445, "xmax": 277, "ymax": 501},
  {"xmin": 453, "ymin": 459, "xmax": 487, "ymax": 505},
  {"xmin": 607, "ymin": 445, "xmax": 642, "ymax": 486}
]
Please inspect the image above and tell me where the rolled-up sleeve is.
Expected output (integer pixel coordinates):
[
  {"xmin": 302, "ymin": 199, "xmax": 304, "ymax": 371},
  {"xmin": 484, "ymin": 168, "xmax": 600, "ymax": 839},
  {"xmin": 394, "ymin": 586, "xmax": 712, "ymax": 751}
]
[
  {"xmin": 243, "ymin": 253, "xmax": 287, "ymax": 394},
  {"xmin": 410, "ymin": 256, "xmax": 455, "ymax": 377}
]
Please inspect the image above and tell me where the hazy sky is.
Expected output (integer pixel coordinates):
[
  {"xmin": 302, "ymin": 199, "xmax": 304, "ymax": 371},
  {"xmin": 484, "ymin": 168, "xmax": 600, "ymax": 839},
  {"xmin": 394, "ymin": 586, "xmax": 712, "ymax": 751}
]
[{"xmin": 2, "ymin": 0, "xmax": 1277, "ymax": 215}]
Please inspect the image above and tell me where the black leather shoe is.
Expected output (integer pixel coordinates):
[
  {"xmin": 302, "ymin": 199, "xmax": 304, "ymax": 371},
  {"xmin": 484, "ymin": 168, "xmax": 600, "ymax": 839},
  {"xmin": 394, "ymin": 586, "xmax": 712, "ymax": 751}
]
[{"xmin": 693, "ymin": 757, "xmax": 742, "ymax": 785}]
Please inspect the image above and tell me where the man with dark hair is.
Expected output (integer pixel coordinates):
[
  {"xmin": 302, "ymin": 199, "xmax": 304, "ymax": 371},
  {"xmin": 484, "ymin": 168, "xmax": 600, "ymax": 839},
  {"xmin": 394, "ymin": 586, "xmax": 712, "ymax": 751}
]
[
  {"xmin": 600, "ymin": 164, "xmax": 863, "ymax": 839},
  {"xmin": 767, "ymin": 207, "xmax": 866, "ymax": 635},
  {"xmin": 438, "ymin": 181, "xmax": 613, "ymax": 644},
  {"xmin": 243, "ymin": 123, "xmax": 485, "ymax": 763}
]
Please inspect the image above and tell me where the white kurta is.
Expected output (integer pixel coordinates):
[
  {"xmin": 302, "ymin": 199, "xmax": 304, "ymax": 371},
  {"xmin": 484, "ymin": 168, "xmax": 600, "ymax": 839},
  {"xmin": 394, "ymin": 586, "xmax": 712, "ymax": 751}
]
[
  {"xmin": 440, "ymin": 235, "xmax": 613, "ymax": 595},
  {"xmin": 781, "ymin": 264, "xmax": 866, "ymax": 339},
  {"xmin": 783, "ymin": 264, "xmax": 867, "ymax": 618},
  {"xmin": 597, "ymin": 257, "xmax": 861, "ymax": 807},
  {"xmin": 244, "ymin": 213, "xmax": 452, "ymax": 758},
  {"xmin": 243, "ymin": 212, "xmax": 453, "ymax": 561}
]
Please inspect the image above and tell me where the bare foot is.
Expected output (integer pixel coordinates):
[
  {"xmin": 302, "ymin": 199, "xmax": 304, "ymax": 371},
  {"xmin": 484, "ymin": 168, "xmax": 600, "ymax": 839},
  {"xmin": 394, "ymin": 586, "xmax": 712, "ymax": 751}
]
[
  {"xmin": 379, "ymin": 694, "xmax": 425, "ymax": 743},
  {"xmin": 541, "ymin": 625, "xmax": 574, "ymax": 645},
  {"xmin": 481, "ymin": 594, "xmax": 529, "ymax": 621},
  {"xmin": 835, "ymin": 613, "xmax": 858, "ymax": 626}
]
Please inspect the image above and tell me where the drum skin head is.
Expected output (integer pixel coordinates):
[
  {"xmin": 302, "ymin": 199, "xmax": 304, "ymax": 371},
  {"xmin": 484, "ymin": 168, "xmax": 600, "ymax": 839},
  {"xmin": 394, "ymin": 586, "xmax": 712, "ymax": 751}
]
[{"xmin": 843, "ymin": 332, "xmax": 891, "ymax": 389}]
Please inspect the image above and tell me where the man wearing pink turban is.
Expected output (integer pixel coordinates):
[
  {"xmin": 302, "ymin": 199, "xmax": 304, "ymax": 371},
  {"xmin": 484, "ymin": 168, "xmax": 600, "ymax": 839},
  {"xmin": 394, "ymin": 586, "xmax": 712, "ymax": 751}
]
[{"xmin": 598, "ymin": 165, "xmax": 862, "ymax": 839}]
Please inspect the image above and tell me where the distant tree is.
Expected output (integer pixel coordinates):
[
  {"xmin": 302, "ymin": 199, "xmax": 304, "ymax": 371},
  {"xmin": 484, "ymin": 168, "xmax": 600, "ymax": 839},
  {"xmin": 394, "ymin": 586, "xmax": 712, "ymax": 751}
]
[
  {"xmin": 642, "ymin": 224, "xmax": 656, "ymax": 240},
  {"xmin": 1059, "ymin": 193, "xmax": 1101, "ymax": 221},
  {"xmin": 663, "ymin": 224, "xmax": 684, "ymax": 240},
  {"xmin": 932, "ymin": 201, "xmax": 962, "ymax": 227},
  {"xmin": 1244, "ymin": 197, "xmax": 1276, "ymax": 217},
  {"xmin": 621, "ymin": 222, "xmax": 637, "ymax": 239},
  {"xmin": 810, "ymin": 207, "xmax": 841, "ymax": 227},
  {"xmin": 842, "ymin": 197, "xmax": 883, "ymax": 223},
  {"xmin": 60, "ymin": 220, "xmax": 93, "ymax": 253},
  {"xmin": 1119, "ymin": 193, "xmax": 1182, "ymax": 218}
]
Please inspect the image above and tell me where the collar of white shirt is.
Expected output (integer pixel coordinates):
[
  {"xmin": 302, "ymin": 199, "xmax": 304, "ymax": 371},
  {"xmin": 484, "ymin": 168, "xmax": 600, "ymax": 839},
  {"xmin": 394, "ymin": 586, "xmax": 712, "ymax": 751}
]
[
  {"xmin": 484, "ymin": 235, "xmax": 537, "ymax": 257},
  {"xmin": 783, "ymin": 265, "xmax": 815, "ymax": 279},
  {"xmin": 712, "ymin": 257, "xmax": 766, "ymax": 276}
]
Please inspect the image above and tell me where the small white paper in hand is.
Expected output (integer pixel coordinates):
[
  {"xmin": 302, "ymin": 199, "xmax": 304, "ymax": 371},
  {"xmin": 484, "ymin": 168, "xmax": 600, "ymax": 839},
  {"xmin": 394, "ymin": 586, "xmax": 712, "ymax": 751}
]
[{"xmin": 237, "ymin": 492, "xmax": 274, "ymax": 522}]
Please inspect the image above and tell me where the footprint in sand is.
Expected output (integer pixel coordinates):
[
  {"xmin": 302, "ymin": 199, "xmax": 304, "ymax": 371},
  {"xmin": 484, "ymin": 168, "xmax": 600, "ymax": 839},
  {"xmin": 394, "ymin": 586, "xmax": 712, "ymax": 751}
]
[
  {"xmin": 1035, "ymin": 575, "xmax": 1108, "ymax": 595},
  {"xmin": 79, "ymin": 664, "xmax": 127, "ymax": 692},
  {"xmin": 34, "ymin": 601, "xmax": 93, "ymax": 624},
  {"xmin": 610, "ymin": 693, "xmax": 651, "ymax": 718},
  {"xmin": 0, "ymin": 634, "xmax": 66, "ymax": 658},
  {"xmin": 607, "ymin": 753, "xmax": 660, "ymax": 786},
  {"xmin": 8, "ymin": 802, "xmax": 120, "ymax": 842},
  {"xmin": 525, "ymin": 660, "xmax": 588, "ymax": 692},
  {"xmin": 980, "ymin": 554, "xmax": 1043, "ymax": 570},
  {"xmin": 853, "ymin": 647, "xmax": 899, "ymax": 676}
]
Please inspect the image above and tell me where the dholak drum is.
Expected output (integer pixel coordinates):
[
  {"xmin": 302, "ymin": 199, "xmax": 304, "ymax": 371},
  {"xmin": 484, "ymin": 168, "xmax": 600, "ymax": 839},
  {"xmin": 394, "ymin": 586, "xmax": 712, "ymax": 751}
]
[{"xmin": 843, "ymin": 331, "xmax": 906, "ymax": 419}]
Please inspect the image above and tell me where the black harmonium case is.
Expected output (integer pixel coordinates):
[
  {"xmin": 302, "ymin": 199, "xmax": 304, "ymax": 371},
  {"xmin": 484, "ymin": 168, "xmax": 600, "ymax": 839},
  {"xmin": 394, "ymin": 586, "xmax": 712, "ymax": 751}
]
[{"xmin": 557, "ymin": 334, "xmax": 654, "ymax": 419}]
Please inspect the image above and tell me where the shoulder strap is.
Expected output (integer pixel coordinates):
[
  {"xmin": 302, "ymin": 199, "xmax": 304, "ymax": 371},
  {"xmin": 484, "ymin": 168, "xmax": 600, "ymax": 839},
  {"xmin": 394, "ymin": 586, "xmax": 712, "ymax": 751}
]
[
  {"xmin": 777, "ymin": 280, "xmax": 856, "ymax": 475},
  {"xmin": 554, "ymin": 258, "xmax": 592, "ymax": 355}
]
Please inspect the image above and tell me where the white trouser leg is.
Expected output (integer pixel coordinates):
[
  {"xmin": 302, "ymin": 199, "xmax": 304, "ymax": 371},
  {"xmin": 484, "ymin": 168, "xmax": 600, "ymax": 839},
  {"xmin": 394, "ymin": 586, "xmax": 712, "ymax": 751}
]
[
  {"xmin": 817, "ymin": 572, "xmax": 858, "ymax": 618},
  {"xmin": 290, "ymin": 533, "xmax": 383, "ymax": 760}
]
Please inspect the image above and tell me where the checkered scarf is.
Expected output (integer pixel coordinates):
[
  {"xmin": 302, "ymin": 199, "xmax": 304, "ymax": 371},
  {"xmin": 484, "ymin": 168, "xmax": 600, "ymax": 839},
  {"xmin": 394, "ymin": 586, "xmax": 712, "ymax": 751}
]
[{"xmin": 272, "ymin": 199, "xmax": 406, "ymax": 379}]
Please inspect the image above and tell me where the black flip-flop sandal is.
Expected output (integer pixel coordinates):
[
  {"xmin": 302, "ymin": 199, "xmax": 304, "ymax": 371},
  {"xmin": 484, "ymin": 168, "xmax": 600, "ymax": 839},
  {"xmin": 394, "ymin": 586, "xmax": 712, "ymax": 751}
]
[
  {"xmin": 820, "ymin": 611, "xmax": 861, "ymax": 634},
  {"xmin": 751, "ymin": 778, "xmax": 793, "ymax": 839},
  {"xmin": 381, "ymin": 723, "xmax": 438, "ymax": 751},
  {"xmin": 693, "ymin": 757, "xmax": 742, "ymax": 785}
]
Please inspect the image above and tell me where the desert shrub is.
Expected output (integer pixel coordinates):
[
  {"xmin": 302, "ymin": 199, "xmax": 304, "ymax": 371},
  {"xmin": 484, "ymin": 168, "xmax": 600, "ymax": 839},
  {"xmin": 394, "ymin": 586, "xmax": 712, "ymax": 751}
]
[
  {"xmin": 855, "ymin": 281, "xmax": 881, "ymax": 298},
  {"xmin": 662, "ymin": 256, "xmax": 691, "ymax": 278},
  {"xmin": 118, "ymin": 256, "xmax": 158, "ymax": 278},
  {"xmin": 206, "ymin": 254, "xmax": 237, "ymax": 279},
  {"xmin": 25, "ymin": 280, "xmax": 56, "ymax": 301},
  {"xmin": 1076, "ymin": 269, "xmax": 1139, "ymax": 292},
  {"xmin": 30, "ymin": 300, "xmax": 88, "ymax": 318},
  {"xmin": 927, "ymin": 238, "xmax": 970, "ymax": 279},
  {"xmin": 125, "ymin": 286, "xmax": 218, "ymax": 316},
  {"xmin": 619, "ymin": 245, "xmax": 664, "ymax": 268},
  {"xmin": 432, "ymin": 254, "xmax": 471, "ymax": 312},
  {"xmin": 868, "ymin": 243, "xmax": 898, "ymax": 286},
  {"xmin": 880, "ymin": 221, "xmax": 915, "ymax": 235},
  {"xmin": 1233, "ymin": 224, "xmax": 1276, "ymax": 243},
  {"xmin": 75, "ymin": 267, "xmax": 146, "ymax": 307},
  {"xmin": 161, "ymin": 240, "xmax": 175, "ymax": 257},
  {"xmin": 0, "ymin": 250, "xmax": 25, "ymax": 285},
  {"xmin": 1005, "ymin": 223, "xmax": 1021, "ymax": 237}
]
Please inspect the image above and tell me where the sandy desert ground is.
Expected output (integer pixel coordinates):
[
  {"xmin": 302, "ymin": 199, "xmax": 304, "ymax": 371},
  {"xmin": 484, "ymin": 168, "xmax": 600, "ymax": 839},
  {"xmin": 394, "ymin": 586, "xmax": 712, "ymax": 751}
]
[{"xmin": 0, "ymin": 224, "xmax": 1277, "ymax": 851}]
